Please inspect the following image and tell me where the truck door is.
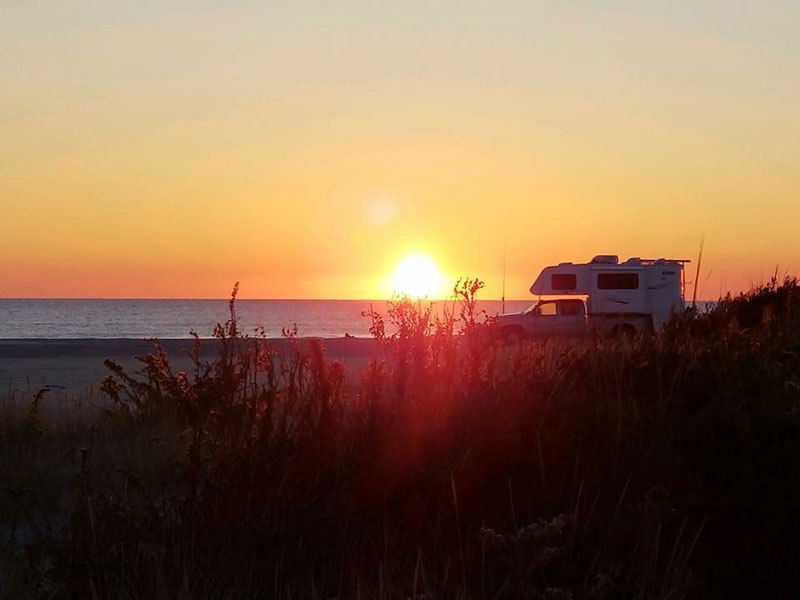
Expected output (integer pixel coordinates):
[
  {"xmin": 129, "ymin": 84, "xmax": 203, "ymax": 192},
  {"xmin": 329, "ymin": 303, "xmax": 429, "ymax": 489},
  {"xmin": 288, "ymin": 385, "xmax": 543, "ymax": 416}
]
[
  {"xmin": 557, "ymin": 299, "xmax": 587, "ymax": 335},
  {"xmin": 527, "ymin": 300, "xmax": 559, "ymax": 337}
]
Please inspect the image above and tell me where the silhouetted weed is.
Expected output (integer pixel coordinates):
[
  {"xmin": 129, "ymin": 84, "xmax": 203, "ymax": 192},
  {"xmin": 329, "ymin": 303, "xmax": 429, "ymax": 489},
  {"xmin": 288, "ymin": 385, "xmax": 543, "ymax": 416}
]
[{"xmin": 1, "ymin": 278, "xmax": 799, "ymax": 598}]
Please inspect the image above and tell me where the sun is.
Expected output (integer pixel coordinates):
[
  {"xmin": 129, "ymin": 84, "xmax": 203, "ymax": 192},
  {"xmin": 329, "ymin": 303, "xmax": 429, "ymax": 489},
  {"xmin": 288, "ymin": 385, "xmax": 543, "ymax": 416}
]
[{"xmin": 390, "ymin": 253, "xmax": 446, "ymax": 298}]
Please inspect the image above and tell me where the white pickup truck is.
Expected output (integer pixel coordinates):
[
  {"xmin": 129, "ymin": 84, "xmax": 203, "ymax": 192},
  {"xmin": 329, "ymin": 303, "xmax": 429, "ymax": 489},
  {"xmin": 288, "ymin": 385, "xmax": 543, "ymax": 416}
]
[
  {"xmin": 498, "ymin": 255, "xmax": 690, "ymax": 339},
  {"xmin": 498, "ymin": 298, "xmax": 590, "ymax": 340}
]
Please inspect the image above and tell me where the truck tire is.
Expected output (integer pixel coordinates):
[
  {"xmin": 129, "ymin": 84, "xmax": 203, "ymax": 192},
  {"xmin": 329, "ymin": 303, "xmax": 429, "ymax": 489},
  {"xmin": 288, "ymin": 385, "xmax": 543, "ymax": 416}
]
[
  {"xmin": 503, "ymin": 325, "xmax": 526, "ymax": 344},
  {"xmin": 611, "ymin": 323, "xmax": 637, "ymax": 340}
]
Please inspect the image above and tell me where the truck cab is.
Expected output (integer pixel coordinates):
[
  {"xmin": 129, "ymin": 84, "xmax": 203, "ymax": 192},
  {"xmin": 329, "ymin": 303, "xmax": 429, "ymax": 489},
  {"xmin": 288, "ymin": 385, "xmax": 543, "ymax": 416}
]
[{"xmin": 498, "ymin": 298, "xmax": 588, "ymax": 340}]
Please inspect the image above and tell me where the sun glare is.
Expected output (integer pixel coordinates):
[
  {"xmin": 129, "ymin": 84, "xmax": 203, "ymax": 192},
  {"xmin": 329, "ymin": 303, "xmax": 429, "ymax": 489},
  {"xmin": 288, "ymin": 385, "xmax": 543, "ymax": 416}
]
[{"xmin": 390, "ymin": 253, "xmax": 445, "ymax": 298}]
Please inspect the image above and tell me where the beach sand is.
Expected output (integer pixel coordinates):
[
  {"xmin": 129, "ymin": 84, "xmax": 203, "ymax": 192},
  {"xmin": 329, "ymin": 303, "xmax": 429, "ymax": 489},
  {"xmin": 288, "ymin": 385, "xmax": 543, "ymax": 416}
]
[{"xmin": 0, "ymin": 337, "xmax": 383, "ymax": 399}]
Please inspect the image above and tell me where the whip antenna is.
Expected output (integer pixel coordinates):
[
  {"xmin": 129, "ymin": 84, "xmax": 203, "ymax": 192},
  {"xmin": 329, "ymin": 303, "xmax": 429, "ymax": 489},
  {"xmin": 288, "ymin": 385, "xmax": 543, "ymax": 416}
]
[{"xmin": 501, "ymin": 239, "xmax": 507, "ymax": 313}]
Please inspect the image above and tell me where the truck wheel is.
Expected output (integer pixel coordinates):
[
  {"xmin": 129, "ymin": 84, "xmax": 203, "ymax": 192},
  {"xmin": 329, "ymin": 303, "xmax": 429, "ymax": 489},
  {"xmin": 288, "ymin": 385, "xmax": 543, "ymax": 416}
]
[
  {"xmin": 503, "ymin": 326, "xmax": 525, "ymax": 345},
  {"xmin": 611, "ymin": 323, "xmax": 637, "ymax": 340}
]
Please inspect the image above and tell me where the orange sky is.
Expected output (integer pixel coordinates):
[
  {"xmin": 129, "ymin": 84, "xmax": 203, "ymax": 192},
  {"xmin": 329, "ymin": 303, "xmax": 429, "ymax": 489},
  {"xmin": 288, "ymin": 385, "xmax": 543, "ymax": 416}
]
[{"xmin": 2, "ymin": 1, "xmax": 798, "ymax": 299}]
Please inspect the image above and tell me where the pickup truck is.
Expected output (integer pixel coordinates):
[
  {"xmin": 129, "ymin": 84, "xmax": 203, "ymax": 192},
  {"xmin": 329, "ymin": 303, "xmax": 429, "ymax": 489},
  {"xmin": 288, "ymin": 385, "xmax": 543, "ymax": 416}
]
[{"xmin": 497, "ymin": 298, "xmax": 591, "ymax": 340}]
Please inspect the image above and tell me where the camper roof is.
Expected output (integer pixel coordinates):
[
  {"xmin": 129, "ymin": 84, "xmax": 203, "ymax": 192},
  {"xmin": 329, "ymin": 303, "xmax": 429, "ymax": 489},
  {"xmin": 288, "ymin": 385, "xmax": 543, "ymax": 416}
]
[{"xmin": 589, "ymin": 255, "xmax": 690, "ymax": 266}]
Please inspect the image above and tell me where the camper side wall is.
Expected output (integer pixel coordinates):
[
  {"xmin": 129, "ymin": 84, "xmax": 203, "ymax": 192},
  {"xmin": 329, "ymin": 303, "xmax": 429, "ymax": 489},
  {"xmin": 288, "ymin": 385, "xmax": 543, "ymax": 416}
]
[
  {"xmin": 645, "ymin": 264, "xmax": 685, "ymax": 328},
  {"xmin": 588, "ymin": 267, "xmax": 648, "ymax": 314}
]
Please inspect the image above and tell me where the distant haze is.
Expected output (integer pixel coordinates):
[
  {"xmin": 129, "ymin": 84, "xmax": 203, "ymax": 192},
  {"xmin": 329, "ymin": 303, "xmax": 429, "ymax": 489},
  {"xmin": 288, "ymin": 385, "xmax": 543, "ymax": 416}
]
[{"xmin": 2, "ymin": 1, "xmax": 798, "ymax": 299}]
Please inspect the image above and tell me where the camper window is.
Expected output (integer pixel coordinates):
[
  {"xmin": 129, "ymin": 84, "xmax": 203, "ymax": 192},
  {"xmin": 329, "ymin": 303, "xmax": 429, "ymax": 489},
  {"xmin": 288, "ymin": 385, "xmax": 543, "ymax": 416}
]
[
  {"xmin": 551, "ymin": 274, "xmax": 577, "ymax": 290},
  {"xmin": 597, "ymin": 273, "xmax": 639, "ymax": 290}
]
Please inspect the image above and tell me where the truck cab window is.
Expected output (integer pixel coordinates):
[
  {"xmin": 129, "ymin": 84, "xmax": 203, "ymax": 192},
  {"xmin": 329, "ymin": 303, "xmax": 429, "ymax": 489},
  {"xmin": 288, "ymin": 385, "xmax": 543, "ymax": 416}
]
[
  {"xmin": 559, "ymin": 300, "xmax": 585, "ymax": 316},
  {"xmin": 537, "ymin": 302, "xmax": 557, "ymax": 316}
]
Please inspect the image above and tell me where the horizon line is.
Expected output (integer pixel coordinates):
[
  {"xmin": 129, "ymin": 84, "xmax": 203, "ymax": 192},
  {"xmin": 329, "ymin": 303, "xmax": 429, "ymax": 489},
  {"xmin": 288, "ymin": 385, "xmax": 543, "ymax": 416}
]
[
  {"xmin": 0, "ymin": 296, "xmax": 536, "ymax": 302},
  {"xmin": 0, "ymin": 296, "xmax": 720, "ymax": 303}
]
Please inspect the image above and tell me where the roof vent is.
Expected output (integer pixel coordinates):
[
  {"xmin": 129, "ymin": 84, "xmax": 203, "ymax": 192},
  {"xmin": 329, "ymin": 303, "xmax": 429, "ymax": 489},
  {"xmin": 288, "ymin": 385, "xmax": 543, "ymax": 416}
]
[
  {"xmin": 591, "ymin": 255, "xmax": 619, "ymax": 265},
  {"xmin": 623, "ymin": 257, "xmax": 642, "ymax": 265},
  {"xmin": 558, "ymin": 261, "xmax": 573, "ymax": 266}
]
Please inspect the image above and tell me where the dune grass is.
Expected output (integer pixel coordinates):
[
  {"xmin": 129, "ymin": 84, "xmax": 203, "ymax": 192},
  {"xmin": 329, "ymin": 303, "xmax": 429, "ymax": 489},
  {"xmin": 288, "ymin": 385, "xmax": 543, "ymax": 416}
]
[{"xmin": 2, "ymin": 277, "xmax": 800, "ymax": 599}]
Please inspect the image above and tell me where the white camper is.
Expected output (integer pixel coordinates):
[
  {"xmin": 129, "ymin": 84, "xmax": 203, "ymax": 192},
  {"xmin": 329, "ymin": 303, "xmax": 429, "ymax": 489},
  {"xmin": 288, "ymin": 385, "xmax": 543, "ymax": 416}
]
[{"xmin": 498, "ymin": 255, "xmax": 689, "ymax": 338}]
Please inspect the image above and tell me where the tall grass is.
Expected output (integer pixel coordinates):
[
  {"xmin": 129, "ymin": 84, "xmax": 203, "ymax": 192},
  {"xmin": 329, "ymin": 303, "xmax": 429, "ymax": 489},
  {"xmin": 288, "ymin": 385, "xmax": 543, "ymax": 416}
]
[{"xmin": 2, "ymin": 277, "xmax": 800, "ymax": 598}]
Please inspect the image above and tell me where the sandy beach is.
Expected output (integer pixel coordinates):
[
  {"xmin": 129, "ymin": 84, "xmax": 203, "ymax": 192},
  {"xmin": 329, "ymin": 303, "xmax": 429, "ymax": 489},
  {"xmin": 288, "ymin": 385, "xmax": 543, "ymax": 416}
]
[{"xmin": 0, "ymin": 337, "xmax": 383, "ymax": 397}]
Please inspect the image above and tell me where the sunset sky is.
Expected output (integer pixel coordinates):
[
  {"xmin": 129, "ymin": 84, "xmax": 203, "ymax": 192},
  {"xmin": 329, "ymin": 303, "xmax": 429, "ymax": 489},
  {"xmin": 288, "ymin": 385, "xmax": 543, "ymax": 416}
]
[{"xmin": 2, "ymin": 1, "xmax": 798, "ymax": 299}]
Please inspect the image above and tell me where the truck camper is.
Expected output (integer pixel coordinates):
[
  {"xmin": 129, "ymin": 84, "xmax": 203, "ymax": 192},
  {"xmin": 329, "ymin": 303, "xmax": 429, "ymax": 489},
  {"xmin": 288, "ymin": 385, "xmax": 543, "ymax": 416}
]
[{"xmin": 498, "ymin": 255, "xmax": 690, "ymax": 339}]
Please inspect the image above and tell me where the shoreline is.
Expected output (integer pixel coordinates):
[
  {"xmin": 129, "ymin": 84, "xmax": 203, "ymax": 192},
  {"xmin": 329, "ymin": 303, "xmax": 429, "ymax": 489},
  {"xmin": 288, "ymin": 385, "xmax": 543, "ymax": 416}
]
[{"xmin": 0, "ymin": 337, "xmax": 382, "ymax": 396}]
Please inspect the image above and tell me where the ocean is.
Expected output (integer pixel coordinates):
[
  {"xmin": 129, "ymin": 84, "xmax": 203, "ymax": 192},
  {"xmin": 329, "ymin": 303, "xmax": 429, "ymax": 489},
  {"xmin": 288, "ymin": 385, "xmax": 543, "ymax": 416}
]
[{"xmin": 0, "ymin": 299, "xmax": 534, "ymax": 340}]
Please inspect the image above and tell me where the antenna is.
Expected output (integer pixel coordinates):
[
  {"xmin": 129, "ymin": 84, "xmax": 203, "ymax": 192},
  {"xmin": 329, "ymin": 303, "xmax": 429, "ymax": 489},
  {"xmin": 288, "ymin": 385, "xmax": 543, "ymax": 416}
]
[
  {"xmin": 501, "ymin": 239, "xmax": 507, "ymax": 313},
  {"xmin": 691, "ymin": 234, "xmax": 705, "ymax": 309}
]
